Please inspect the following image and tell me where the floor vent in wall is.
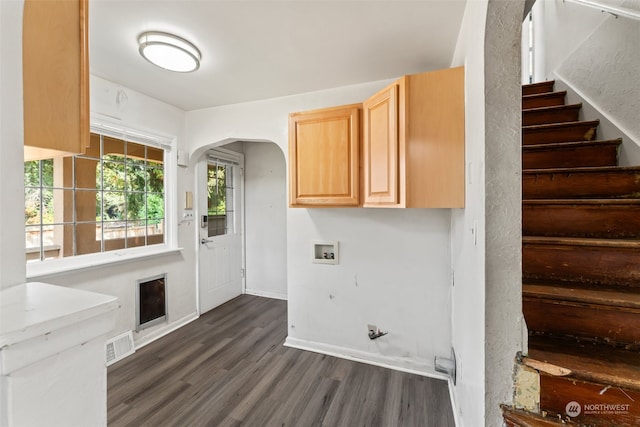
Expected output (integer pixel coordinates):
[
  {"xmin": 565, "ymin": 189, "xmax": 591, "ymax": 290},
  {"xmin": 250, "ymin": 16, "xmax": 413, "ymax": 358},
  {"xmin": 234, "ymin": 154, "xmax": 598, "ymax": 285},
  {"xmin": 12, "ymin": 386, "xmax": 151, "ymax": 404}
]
[{"xmin": 105, "ymin": 331, "xmax": 135, "ymax": 366}]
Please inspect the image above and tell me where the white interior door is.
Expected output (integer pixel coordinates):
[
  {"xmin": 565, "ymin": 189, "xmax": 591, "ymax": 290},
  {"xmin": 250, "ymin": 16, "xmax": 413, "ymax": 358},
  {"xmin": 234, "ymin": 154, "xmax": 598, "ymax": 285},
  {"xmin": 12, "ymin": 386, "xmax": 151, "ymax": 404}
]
[{"xmin": 198, "ymin": 150, "xmax": 244, "ymax": 314}]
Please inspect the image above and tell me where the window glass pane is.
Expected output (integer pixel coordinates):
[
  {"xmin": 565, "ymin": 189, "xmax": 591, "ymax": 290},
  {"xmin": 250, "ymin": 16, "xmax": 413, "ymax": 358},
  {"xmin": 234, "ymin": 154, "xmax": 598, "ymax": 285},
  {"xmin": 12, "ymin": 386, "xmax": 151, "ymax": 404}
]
[
  {"xmin": 76, "ymin": 190, "xmax": 100, "ymax": 222},
  {"xmin": 127, "ymin": 220, "xmax": 146, "ymax": 248},
  {"xmin": 207, "ymin": 164, "xmax": 226, "ymax": 215},
  {"xmin": 148, "ymin": 167, "xmax": 164, "ymax": 192},
  {"xmin": 147, "ymin": 193, "xmax": 164, "ymax": 222},
  {"xmin": 41, "ymin": 159, "xmax": 54, "ymax": 187},
  {"xmin": 24, "ymin": 161, "xmax": 40, "ymax": 187},
  {"xmin": 104, "ymin": 230, "xmax": 126, "ymax": 252},
  {"xmin": 103, "ymin": 136, "xmax": 125, "ymax": 161},
  {"xmin": 41, "ymin": 224, "xmax": 65, "ymax": 260},
  {"xmin": 76, "ymin": 223, "xmax": 102, "ymax": 255},
  {"xmin": 148, "ymin": 218, "xmax": 164, "ymax": 238},
  {"xmin": 75, "ymin": 157, "xmax": 100, "ymax": 190},
  {"xmin": 147, "ymin": 146, "xmax": 164, "ymax": 166},
  {"xmin": 127, "ymin": 193, "xmax": 146, "ymax": 220},
  {"xmin": 104, "ymin": 192, "xmax": 125, "ymax": 220},
  {"xmin": 41, "ymin": 188, "xmax": 73, "ymax": 225},
  {"xmin": 127, "ymin": 164, "xmax": 146, "ymax": 192},
  {"xmin": 25, "ymin": 188, "xmax": 41, "ymax": 225},
  {"xmin": 127, "ymin": 142, "xmax": 146, "ymax": 162},
  {"xmin": 102, "ymin": 161, "xmax": 126, "ymax": 191},
  {"xmin": 25, "ymin": 225, "xmax": 41, "ymax": 261},
  {"xmin": 102, "ymin": 220, "xmax": 126, "ymax": 242}
]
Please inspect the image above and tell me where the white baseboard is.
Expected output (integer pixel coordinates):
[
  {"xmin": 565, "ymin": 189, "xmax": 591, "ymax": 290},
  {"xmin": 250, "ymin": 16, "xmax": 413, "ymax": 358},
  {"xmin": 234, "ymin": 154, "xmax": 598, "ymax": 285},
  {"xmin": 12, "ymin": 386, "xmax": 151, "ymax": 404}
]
[
  {"xmin": 284, "ymin": 336, "xmax": 448, "ymax": 381},
  {"xmin": 244, "ymin": 288, "xmax": 287, "ymax": 301},
  {"xmin": 134, "ymin": 312, "xmax": 199, "ymax": 349}
]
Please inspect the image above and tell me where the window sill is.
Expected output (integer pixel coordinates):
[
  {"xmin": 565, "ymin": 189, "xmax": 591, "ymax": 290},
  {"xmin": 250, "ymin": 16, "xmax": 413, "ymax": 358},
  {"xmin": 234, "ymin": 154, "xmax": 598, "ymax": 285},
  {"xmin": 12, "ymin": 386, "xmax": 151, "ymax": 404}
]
[{"xmin": 26, "ymin": 245, "xmax": 183, "ymax": 280}]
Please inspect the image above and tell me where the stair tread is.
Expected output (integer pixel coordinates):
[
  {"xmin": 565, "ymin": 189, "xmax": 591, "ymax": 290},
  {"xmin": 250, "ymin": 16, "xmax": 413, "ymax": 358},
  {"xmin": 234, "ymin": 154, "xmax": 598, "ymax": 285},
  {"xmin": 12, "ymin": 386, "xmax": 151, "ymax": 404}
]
[
  {"xmin": 523, "ymin": 198, "xmax": 640, "ymax": 205},
  {"xmin": 522, "ymin": 80, "xmax": 556, "ymax": 93},
  {"xmin": 523, "ymin": 236, "xmax": 640, "ymax": 248},
  {"xmin": 522, "ymin": 103, "xmax": 582, "ymax": 113},
  {"xmin": 523, "ymin": 90, "xmax": 566, "ymax": 100},
  {"xmin": 525, "ymin": 336, "xmax": 640, "ymax": 392},
  {"xmin": 523, "ymin": 282, "xmax": 640, "ymax": 309},
  {"xmin": 502, "ymin": 406, "xmax": 570, "ymax": 426},
  {"xmin": 523, "ymin": 120, "xmax": 599, "ymax": 132},
  {"xmin": 523, "ymin": 139, "xmax": 622, "ymax": 152},
  {"xmin": 523, "ymin": 165, "xmax": 640, "ymax": 174}
]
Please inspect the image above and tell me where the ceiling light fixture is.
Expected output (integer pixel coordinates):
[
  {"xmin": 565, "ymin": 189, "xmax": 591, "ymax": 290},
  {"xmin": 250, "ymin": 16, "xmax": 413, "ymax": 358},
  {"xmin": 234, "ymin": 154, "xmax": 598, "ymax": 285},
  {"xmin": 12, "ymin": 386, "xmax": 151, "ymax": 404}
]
[{"xmin": 138, "ymin": 31, "xmax": 201, "ymax": 73}]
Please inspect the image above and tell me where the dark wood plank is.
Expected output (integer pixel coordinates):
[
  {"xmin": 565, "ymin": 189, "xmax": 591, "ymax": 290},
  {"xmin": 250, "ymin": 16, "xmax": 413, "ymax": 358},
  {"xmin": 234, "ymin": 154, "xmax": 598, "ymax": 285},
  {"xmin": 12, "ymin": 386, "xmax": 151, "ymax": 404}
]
[
  {"xmin": 540, "ymin": 374, "xmax": 640, "ymax": 427},
  {"xmin": 502, "ymin": 406, "xmax": 570, "ymax": 426},
  {"xmin": 523, "ymin": 140, "xmax": 620, "ymax": 170},
  {"xmin": 522, "ymin": 91, "xmax": 566, "ymax": 109},
  {"xmin": 522, "ymin": 197, "xmax": 640, "ymax": 238},
  {"xmin": 526, "ymin": 336, "xmax": 640, "ymax": 392},
  {"xmin": 522, "ymin": 120, "xmax": 599, "ymax": 145},
  {"xmin": 522, "ymin": 81, "xmax": 555, "ymax": 96},
  {"xmin": 108, "ymin": 295, "xmax": 454, "ymax": 427},
  {"xmin": 522, "ymin": 103, "xmax": 581, "ymax": 126},
  {"xmin": 522, "ymin": 237, "xmax": 640, "ymax": 287},
  {"xmin": 522, "ymin": 166, "xmax": 640, "ymax": 200}
]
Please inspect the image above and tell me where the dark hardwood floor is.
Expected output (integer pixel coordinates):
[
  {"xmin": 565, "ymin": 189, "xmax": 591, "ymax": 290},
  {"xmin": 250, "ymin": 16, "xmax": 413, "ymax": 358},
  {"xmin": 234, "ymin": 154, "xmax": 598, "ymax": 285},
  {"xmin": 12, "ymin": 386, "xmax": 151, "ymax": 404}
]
[{"xmin": 108, "ymin": 295, "xmax": 455, "ymax": 427}]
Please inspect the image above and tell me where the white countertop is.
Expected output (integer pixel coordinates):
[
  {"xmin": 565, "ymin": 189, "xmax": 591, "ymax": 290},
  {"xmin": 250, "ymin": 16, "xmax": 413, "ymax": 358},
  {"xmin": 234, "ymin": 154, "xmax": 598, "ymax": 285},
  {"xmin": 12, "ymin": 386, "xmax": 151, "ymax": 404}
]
[{"xmin": 0, "ymin": 282, "xmax": 119, "ymax": 348}]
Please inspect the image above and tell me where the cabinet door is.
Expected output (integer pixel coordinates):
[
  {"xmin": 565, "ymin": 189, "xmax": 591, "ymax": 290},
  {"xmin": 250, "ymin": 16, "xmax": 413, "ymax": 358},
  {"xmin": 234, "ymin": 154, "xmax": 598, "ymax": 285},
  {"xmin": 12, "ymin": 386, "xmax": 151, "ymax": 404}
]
[
  {"xmin": 363, "ymin": 83, "xmax": 399, "ymax": 206},
  {"xmin": 23, "ymin": 0, "xmax": 89, "ymax": 160},
  {"xmin": 289, "ymin": 105, "xmax": 360, "ymax": 207}
]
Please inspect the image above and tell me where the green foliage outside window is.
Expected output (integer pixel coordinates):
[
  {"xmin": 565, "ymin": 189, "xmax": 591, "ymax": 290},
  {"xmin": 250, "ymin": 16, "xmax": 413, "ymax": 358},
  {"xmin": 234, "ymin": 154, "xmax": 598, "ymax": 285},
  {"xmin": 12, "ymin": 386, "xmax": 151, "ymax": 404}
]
[{"xmin": 207, "ymin": 164, "xmax": 227, "ymax": 216}]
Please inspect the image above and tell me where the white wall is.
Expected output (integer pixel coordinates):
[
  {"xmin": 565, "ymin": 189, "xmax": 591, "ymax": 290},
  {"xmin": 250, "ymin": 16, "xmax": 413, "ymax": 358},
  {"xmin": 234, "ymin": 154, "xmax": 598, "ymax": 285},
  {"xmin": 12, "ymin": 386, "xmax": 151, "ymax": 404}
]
[
  {"xmin": 28, "ymin": 76, "xmax": 198, "ymax": 347},
  {"xmin": 542, "ymin": 0, "xmax": 640, "ymax": 161},
  {"xmin": 243, "ymin": 142, "xmax": 287, "ymax": 299},
  {"xmin": 449, "ymin": 0, "xmax": 488, "ymax": 425},
  {"xmin": 539, "ymin": 0, "xmax": 622, "ymax": 81},
  {"xmin": 0, "ymin": 0, "xmax": 27, "ymax": 289},
  {"xmin": 451, "ymin": 1, "xmax": 526, "ymax": 426},
  {"xmin": 186, "ymin": 80, "xmax": 453, "ymax": 376}
]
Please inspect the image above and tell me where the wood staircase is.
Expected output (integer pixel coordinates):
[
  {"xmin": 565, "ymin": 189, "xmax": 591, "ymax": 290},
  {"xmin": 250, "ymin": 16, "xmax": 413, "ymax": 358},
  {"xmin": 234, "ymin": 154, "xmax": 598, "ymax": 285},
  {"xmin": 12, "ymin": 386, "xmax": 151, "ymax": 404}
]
[{"xmin": 503, "ymin": 81, "xmax": 640, "ymax": 426}]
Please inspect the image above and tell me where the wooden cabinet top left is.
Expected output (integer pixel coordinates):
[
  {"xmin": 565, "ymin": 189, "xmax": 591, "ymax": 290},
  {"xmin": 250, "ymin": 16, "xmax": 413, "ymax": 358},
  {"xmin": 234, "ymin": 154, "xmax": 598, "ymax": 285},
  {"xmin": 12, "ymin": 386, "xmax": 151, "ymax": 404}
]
[
  {"xmin": 23, "ymin": 0, "xmax": 90, "ymax": 161},
  {"xmin": 289, "ymin": 104, "xmax": 361, "ymax": 207}
]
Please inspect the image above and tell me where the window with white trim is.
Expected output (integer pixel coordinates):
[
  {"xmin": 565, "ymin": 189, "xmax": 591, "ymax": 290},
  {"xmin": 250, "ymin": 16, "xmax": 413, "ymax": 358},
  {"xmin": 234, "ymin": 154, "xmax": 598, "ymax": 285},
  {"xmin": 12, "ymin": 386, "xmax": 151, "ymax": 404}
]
[{"xmin": 25, "ymin": 133, "xmax": 165, "ymax": 262}]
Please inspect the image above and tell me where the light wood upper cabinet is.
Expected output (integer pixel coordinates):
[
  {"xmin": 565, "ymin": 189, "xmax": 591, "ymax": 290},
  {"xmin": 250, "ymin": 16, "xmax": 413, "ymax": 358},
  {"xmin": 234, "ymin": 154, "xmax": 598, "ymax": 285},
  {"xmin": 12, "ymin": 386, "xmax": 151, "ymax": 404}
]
[
  {"xmin": 23, "ymin": 0, "xmax": 90, "ymax": 161},
  {"xmin": 289, "ymin": 104, "xmax": 360, "ymax": 207},
  {"xmin": 363, "ymin": 67, "xmax": 465, "ymax": 208},
  {"xmin": 363, "ymin": 83, "xmax": 399, "ymax": 205}
]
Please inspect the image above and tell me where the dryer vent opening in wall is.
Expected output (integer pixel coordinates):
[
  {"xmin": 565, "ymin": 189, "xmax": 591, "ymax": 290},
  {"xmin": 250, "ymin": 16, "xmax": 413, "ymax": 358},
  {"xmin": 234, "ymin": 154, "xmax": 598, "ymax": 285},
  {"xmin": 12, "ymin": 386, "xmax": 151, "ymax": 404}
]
[{"xmin": 136, "ymin": 273, "xmax": 167, "ymax": 331}]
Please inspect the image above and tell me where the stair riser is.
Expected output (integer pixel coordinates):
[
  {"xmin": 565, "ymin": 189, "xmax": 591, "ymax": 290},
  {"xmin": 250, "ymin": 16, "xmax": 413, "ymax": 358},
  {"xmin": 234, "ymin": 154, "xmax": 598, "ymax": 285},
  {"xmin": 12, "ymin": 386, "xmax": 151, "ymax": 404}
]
[
  {"xmin": 522, "ymin": 82, "xmax": 555, "ymax": 96},
  {"xmin": 523, "ymin": 204, "xmax": 640, "ymax": 238},
  {"xmin": 524, "ymin": 298, "xmax": 640, "ymax": 345},
  {"xmin": 523, "ymin": 170, "xmax": 640, "ymax": 199},
  {"xmin": 523, "ymin": 144, "xmax": 618, "ymax": 169},
  {"xmin": 523, "ymin": 93, "xmax": 565, "ymax": 109},
  {"xmin": 523, "ymin": 107, "xmax": 580, "ymax": 126},
  {"xmin": 523, "ymin": 243, "xmax": 640, "ymax": 287},
  {"xmin": 540, "ymin": 375, "xmax": 640, "ymax": 426},
  {"xmin": 523, "ymin": 123, "xmax": 598, "ymax": 145}
]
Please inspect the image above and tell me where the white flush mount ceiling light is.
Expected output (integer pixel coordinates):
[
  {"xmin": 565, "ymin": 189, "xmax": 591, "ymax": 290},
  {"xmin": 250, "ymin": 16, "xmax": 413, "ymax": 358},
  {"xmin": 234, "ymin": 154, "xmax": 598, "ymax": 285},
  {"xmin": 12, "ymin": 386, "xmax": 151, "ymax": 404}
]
[{"xmin": 138, "ymin": 31, "xmax": 201, "ymax": 73}]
